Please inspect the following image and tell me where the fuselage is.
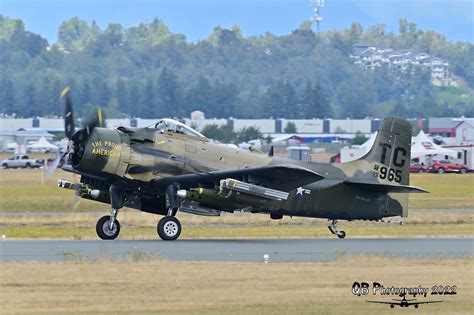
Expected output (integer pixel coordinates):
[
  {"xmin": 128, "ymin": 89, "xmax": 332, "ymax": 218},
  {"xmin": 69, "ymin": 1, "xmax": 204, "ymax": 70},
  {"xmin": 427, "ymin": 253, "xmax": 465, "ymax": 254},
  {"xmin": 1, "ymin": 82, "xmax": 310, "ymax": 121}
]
[{"xmin": 71, "ymin": 124, "xmax": 404, "ymax": 221}]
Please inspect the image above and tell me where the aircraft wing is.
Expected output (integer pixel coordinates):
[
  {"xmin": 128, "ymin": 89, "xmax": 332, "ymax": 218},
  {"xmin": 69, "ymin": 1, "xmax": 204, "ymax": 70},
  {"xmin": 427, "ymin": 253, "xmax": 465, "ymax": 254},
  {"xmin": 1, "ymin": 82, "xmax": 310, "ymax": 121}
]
[
  {"xmin": 365, "ymin": 300, "xmax": 396, "ymax": 305},
  {"xmin": 153, "ymin": 165, "xmax": 324, "ymax": 191},
  {"xmin": 409, "ymin": 301, "xmax": 443, "ymax": 305}
]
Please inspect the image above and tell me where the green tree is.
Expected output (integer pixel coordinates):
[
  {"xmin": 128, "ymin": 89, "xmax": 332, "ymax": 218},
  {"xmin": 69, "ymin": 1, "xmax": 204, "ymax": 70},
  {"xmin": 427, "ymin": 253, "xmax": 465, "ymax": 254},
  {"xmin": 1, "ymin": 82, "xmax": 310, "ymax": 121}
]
[
  {"xmin": 201, "ymin": 124, "xmax": 236, "ymax": 143},
  {"xmin": 300, "ymin": 81, "xmax": 332, "ymax": 118},
  {"xmin": 156, "ymin": 67, "xmax": 181, "ymax": 117},
  {"xmin": 264, "ymin": 81, "xmax": 297, "ymax": 118},
  {"xmin": 351, "ymin": 131, "xmax": 369, "ymax": 145},
  {"xmin": 0, "ymin": 79, "xmax": 15, "ymax": 114},
  {"xmin": 236, "ymin": 126, "xmax": 263, "ymax": 143},
  {"xmin": 211, "ymin": 82, "xmax": 238, "ymax": 118},
  {"xmin": 284, "ymin": 122, "xmax": 297, "ymax": 133},
  {"xmin": 184, "ymin": 76, "xmax": 213, "ymax": 116},
  {"xmin": 58, "ymin": 17, "xmax": 99, "ymax": 50},
  {"xmin": 116, "ymin": 79, "xmax": 130, "ymax": 114}
]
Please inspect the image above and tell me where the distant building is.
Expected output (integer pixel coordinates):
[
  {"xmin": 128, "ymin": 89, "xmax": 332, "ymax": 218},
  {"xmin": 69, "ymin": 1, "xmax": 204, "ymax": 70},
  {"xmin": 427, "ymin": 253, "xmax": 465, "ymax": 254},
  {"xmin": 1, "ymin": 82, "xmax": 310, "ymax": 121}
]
[
  {"xmin": 351, "ymin": 44, "xmax": 452, "ymax": 85},
  {"xmin": 0, "ymin": 128, "xmax": 55, "ymax": 152},
  {"xmin": 429, "ymin": 117, "xmax": 474, "ymax": 138},
  {"xmin": 455, "ymin": 121, "xmax": 474, "ymax": 145}
]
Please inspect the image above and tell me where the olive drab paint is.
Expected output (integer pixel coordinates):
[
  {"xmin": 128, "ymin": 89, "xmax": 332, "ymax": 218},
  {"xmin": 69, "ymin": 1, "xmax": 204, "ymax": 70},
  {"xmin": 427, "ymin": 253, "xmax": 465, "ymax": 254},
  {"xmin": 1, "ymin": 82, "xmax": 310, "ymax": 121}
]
[{"xmin": 60, "ymin": 116, "xmax": 427, "ymax": 239}]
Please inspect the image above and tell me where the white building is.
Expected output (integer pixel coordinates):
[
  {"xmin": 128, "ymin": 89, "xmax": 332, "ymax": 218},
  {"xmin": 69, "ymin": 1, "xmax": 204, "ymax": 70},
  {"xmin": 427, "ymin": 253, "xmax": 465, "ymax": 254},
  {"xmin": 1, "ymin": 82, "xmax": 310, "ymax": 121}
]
[
  {"xmin": 455, "ymin": 121, "xmax": 474, "ymax": 145},
  {"xmin": 329, "ymin": 119, "xmax": 372, "ymax": 134},
  {"xmin": 280, "ymin": 119, "xmax": 324, "ymax": 133}
]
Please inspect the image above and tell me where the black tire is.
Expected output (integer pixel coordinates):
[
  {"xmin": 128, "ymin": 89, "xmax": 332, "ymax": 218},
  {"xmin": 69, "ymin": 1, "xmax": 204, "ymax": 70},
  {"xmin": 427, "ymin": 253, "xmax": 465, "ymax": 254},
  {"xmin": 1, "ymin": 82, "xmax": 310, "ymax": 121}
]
[
  {"xmin": 437, "ymin": 168, "xmax": 445, "ymax": 174},
  {"xmin": 96, "ymin": 215, "xmax": 120, "ymax": 240},
  {"xmin": 25, "ymin": 162, "xmax": 31, "ymax": 168},
  {"xmin": 460, "ymin": 168, "xmax": 467, "ymax": 174},
  {"xmin": 157, "ymin": 216, "xmax": 181, "ymax": 241},
  {"xmin": 2, "ymin": 163, "xmax": 8, "ymax": 169},
  {"xmin": 337, "ymin": 231, "xmax": 346, "ymax": 239}
]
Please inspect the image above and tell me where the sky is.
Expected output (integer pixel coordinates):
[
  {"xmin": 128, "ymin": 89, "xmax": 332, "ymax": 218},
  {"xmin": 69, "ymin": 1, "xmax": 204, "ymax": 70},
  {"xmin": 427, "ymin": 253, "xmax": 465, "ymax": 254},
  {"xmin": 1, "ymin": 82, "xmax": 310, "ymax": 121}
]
[{"xmin": 1, "ymin": 0, "xmax": 473, "ymax": 43}]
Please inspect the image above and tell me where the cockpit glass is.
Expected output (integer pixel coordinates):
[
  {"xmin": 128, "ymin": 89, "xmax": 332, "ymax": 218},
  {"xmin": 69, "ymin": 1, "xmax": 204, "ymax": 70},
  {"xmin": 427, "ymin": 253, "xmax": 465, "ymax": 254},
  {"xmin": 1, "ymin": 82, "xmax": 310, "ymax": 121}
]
[
  {"xmin": 147, "ymin": 119, "xmax": 206, "ymax": 138},
  {"xmin": 154, "ymin": 120, "xmax": 166, "ymax": 133}
]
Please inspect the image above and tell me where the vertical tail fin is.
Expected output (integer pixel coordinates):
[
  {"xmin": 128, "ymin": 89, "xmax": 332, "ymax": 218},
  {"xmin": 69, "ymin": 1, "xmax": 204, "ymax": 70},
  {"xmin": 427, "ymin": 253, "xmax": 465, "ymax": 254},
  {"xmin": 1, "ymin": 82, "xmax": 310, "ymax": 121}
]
[
  {"xmin": 358, "ymin": 117, "xmax": 412, "ymax": 185},
  {"xmin": 341, "ymin": 117, "xmax": 413, "ymax": 218}
]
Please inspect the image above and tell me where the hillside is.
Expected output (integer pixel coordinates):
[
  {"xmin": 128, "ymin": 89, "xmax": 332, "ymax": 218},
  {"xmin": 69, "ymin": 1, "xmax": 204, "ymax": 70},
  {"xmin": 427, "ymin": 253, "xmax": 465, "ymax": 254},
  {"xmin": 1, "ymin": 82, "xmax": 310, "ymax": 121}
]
[{"xmin": 0, "ymin": 15, "xmax": 473, "ymax": 119}]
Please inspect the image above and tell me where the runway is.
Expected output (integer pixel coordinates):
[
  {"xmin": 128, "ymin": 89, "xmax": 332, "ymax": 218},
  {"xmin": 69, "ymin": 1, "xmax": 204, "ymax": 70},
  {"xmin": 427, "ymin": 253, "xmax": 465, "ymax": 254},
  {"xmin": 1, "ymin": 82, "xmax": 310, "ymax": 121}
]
[{"xmin": 1, "ymin": 238, "xmax": 472, "ymax": 262}]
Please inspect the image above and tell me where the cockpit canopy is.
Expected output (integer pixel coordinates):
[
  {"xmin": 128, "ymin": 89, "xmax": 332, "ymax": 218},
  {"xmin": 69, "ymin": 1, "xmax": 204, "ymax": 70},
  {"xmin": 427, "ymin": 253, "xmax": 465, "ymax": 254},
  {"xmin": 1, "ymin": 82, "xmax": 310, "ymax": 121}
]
[{"xmin": 147, "ymin": 119, "xmax": 206, "ymax": 139}]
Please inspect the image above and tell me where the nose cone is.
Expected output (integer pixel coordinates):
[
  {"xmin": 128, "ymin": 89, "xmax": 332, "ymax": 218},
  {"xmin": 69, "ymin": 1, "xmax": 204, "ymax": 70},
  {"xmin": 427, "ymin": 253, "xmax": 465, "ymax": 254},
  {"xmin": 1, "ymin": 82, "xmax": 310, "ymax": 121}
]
[{"xmin": 73, "ymin": 128, "xmax": 128, "ymax": 176}]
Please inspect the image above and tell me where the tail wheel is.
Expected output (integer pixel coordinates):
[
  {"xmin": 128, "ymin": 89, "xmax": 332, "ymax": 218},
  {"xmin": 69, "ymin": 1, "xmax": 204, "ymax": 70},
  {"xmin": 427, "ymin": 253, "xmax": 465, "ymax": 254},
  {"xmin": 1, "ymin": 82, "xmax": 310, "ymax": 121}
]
[
  {"xmin": 96, "ymin": 215, "xmax": 120, "ymax": 240},
  {"xmin": 337, "ymin": 231, "xmax": 346, "ymax": 239},
  {"xmin": 157, "ymin": 216, "xmax": 181, "ymax": 241}
]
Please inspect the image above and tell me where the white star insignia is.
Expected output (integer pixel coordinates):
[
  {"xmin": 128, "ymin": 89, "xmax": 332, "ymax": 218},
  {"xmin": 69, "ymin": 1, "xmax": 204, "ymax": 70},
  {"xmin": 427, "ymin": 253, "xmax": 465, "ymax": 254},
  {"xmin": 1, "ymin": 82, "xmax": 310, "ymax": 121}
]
[{"xmin": 296, "ymin": 187, "xmax": 305, "ymax": 196}]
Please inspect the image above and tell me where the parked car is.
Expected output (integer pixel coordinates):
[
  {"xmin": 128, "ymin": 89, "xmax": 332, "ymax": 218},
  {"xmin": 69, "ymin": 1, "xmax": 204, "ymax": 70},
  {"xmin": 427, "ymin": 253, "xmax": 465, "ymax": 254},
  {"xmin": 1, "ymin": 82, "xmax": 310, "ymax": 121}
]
[
  {"xmin": 1, "ymin": 155, "xmax": 44, "ymax": 169},
  {"xmin": 428, "ymin": 160, "xmax": 469, "ymax": 174},
  {"xmin": 410, "ymin": 162, "xmax": 426, "ymax": 173}
]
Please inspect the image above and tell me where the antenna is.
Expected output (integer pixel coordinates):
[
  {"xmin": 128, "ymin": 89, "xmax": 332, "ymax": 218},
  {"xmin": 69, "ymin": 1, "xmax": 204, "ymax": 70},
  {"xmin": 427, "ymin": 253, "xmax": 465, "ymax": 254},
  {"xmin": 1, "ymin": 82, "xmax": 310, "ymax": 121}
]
[{"xmin": 312, "ymin": 0, "xmax": 324, "ymax": 33}]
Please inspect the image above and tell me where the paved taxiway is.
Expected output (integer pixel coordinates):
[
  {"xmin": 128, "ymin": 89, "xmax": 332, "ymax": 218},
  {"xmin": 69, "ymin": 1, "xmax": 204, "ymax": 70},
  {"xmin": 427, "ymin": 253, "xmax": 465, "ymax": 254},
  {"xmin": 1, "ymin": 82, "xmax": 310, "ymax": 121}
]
[{"xmin": 1, "ymin": 238, "xmax": 472, "ymax": 262}]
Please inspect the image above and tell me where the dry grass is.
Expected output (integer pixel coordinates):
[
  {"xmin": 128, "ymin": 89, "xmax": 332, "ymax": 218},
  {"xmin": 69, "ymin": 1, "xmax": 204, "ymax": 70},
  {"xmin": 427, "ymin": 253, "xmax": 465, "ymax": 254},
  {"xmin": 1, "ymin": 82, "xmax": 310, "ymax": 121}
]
[
  {"xmin": 1, "ymin": 210, "xmax": 473, "ymax": 239},
  {"xmin": 0, "ymin": 169, "xmax": 472, "ymax": 213},
  {"xmin": 0, "ymin": 169, "xmax": 110, "ymax": 213},
  {"xmin": 0, "ymin": 169, "xmax": 473, "ymax": 239},
  {"xmin": 409, "ymin": 173, "xmax": 474, "ymax": 210},
  {"xmin": 0, "ymin": 256, "xmax": 472, "ymax": 314}
]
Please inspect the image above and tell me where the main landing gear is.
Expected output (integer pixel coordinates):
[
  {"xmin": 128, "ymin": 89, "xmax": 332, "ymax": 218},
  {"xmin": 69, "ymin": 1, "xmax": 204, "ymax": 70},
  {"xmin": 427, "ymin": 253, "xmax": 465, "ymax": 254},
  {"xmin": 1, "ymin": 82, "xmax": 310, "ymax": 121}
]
[
  {"xmin": 156, "ymin": 184, "xmax": 182, "ymax": 241},
  {"xmin": 157, "ymin": 215, "xmax": 181, "ymax": 241},
  {"xmin": 96, "ymin": 186, "xmax": 123, "ymax": 240},
  {"xmin": 95, "ymin": 184, "xmax": 184, "ymax": 241},
  {"xmin": 96, "ymin": 213, "xmax": 120, "ymax": 240},
  {"xmin": 328, "ymin": 219, "xmax": 346, "ymax": 239}
]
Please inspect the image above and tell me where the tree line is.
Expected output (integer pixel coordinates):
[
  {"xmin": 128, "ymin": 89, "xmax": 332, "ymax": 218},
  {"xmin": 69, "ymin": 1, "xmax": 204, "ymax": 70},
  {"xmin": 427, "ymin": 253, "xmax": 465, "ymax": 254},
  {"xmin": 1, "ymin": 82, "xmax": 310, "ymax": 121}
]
[{"xmin": 0, "ymin": 15, "xmax": 473, "ymax": 120}]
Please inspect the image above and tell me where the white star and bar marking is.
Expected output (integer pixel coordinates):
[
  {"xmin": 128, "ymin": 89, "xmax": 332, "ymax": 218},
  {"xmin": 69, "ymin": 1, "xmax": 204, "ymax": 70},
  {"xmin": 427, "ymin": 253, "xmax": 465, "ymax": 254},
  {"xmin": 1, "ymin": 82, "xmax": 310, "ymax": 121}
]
[{"xmin": 296, "ymin": 187, "xmax": 311, "ymax": 196}]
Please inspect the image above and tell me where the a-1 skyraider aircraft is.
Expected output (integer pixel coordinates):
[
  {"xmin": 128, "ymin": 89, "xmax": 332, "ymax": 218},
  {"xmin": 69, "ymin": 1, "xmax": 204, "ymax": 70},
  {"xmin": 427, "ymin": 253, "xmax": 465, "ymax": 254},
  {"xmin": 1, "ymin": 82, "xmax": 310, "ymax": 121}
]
[
  {"xmin": 58, "ymin": 87, "xmax": 427, "ymax": 241},
  {"xmin": 366, "ymin": 295, "xmax": 443, "ymax": 308}
]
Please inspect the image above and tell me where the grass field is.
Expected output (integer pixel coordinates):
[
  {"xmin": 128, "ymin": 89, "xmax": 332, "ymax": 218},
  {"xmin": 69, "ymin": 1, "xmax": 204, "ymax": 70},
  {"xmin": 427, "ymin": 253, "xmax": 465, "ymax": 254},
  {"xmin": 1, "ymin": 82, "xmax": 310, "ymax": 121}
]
[
  {"xmin": 1, "ymin": 256, "xmax": 472, "ymax": 314},
  {"xmin": 0, "ymin": 169, "xmax": 473, "ymax": 239},
  {"xmin": 1, "ymin": 161, "xmax": 473, "ymax": 315}
]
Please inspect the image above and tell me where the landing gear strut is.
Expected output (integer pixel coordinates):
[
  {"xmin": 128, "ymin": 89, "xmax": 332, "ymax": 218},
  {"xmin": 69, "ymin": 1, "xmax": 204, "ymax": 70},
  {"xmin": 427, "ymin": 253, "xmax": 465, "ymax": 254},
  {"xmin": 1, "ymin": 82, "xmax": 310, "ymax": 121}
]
[
  {"xmin": 96, "ymin": 214, "xmax": 120, "ymax": 240},
  {"xmin": 156, "ymin": 184, "xmax": 182, "ymax": 241},
  {"xmin": 328, "ymin": 219, "xmax": 346, "ymax": 239},
  {"xmin": 96, "ymin": 185, "xmax": 123, "ymax": 240}
]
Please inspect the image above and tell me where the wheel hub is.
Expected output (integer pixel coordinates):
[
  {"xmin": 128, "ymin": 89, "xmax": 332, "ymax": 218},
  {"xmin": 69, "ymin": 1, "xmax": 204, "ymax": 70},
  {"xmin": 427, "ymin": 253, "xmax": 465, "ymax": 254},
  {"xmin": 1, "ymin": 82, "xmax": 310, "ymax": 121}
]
[
  {"xmin": 102, "ymin": 221, "xmax": 117, "ymax": 236},
  {"xmin": 163, "ymin": 221, "xmax": 178, "ymax": 237}
]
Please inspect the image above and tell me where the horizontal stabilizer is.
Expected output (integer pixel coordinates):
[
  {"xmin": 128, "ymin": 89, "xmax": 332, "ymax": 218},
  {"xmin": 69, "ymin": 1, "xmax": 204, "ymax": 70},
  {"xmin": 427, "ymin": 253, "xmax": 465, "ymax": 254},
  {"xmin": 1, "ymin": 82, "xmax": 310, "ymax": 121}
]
[{"xmin": 344, "ymin": 179, "xmax": 429, "ymax": 193}]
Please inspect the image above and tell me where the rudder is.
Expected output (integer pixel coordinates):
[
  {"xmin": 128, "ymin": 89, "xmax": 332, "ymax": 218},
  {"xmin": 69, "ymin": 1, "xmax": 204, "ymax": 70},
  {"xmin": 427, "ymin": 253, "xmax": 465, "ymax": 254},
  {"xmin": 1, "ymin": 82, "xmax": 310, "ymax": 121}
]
[{"xmin": 357, "ymin": 117, "xmax": 412, "ymax": 185}]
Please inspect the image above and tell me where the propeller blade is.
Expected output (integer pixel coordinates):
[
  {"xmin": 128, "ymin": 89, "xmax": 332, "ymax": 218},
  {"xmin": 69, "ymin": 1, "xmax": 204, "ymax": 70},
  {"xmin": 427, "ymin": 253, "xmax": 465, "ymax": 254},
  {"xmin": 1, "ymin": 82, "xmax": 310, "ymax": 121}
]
[
  {"xmin": 61, "ymin": 86, "xmax": 75, "ymax": 140},
  {"xmin": 44, "ymin": 153, "xmax": 63, "ymax": 180},
  {"xmin": 83, "ymin": 107, "xmax": 103, "ymax": 136}
]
